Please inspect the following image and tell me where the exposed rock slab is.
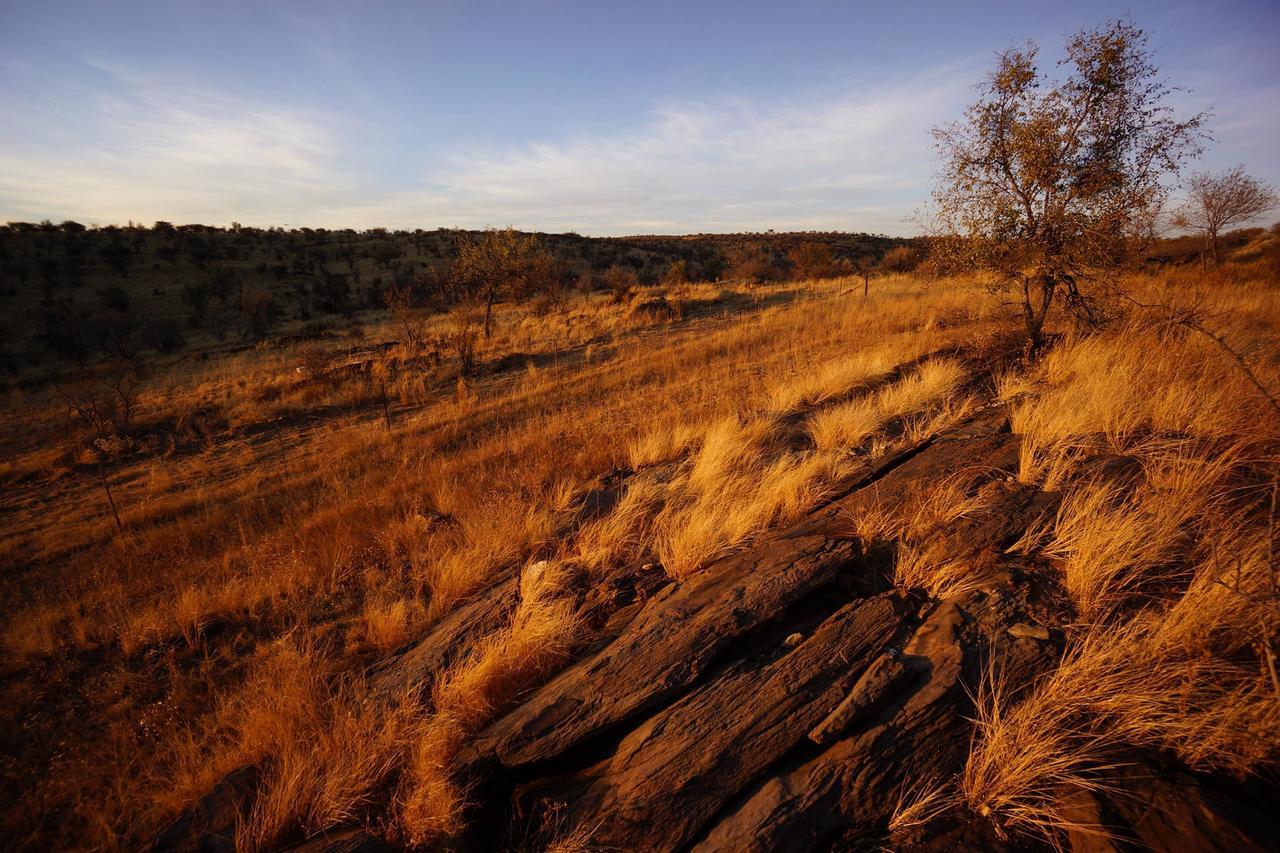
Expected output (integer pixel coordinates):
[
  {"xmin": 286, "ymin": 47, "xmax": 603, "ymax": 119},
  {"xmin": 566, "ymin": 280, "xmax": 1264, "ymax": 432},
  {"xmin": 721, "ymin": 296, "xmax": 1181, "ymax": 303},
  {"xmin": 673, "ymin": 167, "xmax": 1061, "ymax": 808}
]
[
  {"xmin": 153, "ymin": 765, "xmax": 258, "ymax": 853},
  {"xmin": 473, "ymin": 532, "xmax": 869, "ymax": 771},
  {"xmin": 512, "ymin": 593, "xmax": 913, "ymax": 850},
  {"xmin": 692, "ymin": 583, "xmax": 1058, "ymax": 851},
  {"xmin": 1064, "ymin": 769, "xmax": 1280, "ymax": 853},
  {"xmin": 472, "ymin": 406, "xmax": 1022, "ymax": 774},
  {"xmin": 368, "ymin": 574, "xmax": 518, "ymax": 699}
]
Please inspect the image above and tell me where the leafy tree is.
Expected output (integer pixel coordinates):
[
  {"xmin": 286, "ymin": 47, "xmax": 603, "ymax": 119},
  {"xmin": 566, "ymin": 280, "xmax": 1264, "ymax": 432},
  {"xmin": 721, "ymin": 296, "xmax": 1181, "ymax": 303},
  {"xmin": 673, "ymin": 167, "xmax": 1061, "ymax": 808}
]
[
  {"xmin": 38, "ymin": 256, "xmax": 62, "ymax": 292},
  {"xmin": 789, "ymin": 242, "xmax": 836, "ymax": 280},
  {"xmin": 450, "ymin": 228, "xmax": 555, "ymax": 337},
  {"xmin": 314, "ymin": 270, "xmax": 353, "ymax": 315},
  {"xmin": 697, "ymin": 249, "xmax": 728, "ymax": 281},
  {"xmin": 61, "ymin": 248, "xmax": 85, "ymax": 288},
  {"xmin": 930, "ymin": 19, "xmax": 1206, "ymax": 346},
  {"xmin": 1172, "ymin": 166, "xmax": 1278, "ymax": 266},
  {"xmin": 879, "ymin": 245, "xmax": 923, "ymax": 274},
  {"xmin": 207, "ymin": 266, "xmax": 239, "ymax": 304},
  {"xmin": 663, "ymin": 259, "xmax": 689, "ymax": 285},
  {"xmin": 99, "ymin": 239, "xmax": 133, "ymax": 277},
  {"xmin": 730, "ymin": 245, "xmax": 791, "ymax": 283},
  {"xmin": 181, "ymin": 281, "xmax": 212, "ymax": 325},
  {"xmin": 370, "ymin": 241, "xmax": 403, "ymax": 269},
  {"xmin": 143, "ymin": 316, "xmax": 186, "ymax": 353},
  {"xmin": 604, "ymin": 266, "xmax": 638, "ymax": 302},
  {"xmin": 41, "ymin": 298, "xmax": 91, "ymax": 365},
  {"xmin": 238, "ymin": 284, "xmax": 282, "ymax": 340}
]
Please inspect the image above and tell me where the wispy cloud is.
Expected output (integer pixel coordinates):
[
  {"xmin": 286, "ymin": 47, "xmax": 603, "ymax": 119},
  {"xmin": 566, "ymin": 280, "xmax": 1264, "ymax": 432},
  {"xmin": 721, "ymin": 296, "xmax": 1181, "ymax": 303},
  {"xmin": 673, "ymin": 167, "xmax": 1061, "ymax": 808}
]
[
  {"xmin": 0, "ymin": 62, "xmax": 975, "ymax": 233},
  {"xmin": 0, "ymin": 65, "xmax": 353, "ymax": 225},
  {"xmin": 355, "ymin": 66, "xmax": 975, "ymax": 234}
]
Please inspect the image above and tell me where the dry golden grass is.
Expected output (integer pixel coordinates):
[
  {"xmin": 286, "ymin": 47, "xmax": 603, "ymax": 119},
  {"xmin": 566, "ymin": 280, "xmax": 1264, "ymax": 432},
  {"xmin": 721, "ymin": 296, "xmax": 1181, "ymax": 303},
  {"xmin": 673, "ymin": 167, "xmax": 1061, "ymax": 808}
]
[
  {"xmin": 894, "ymin": 545, "xmax": 994, "ymax": 601},
  {"xmin": 966, "ymin": 584, "xmax": 1279, "ymax": 841},
  {"xmin": 397, "ymin": 559, "xmax": 581, "ymax": 844},
  {"xmin": 1009, "ymin": 316, "xmax": 1279, "ymax": 491},
  {"xmin": 964, "ymin": 266, "xmax": 1280, "ymax": 842},
  {"xmin": 648, "ymin": 356, "xmax": 978, "ymax": 579},
  {"xmin": 5, "ymin": 261, "xmax": 1274, "ymax": 849},
  {"xmin": 888, "ymin": 776, "xmax": 956, "ymax": 833},
  {"xmin": 147, "ymin": 639, "xmax": 415, "ymax": 852},
  {"xmin": 357, "ymin": 596, "xmax": 429, "ymax": 655},
  {"xmin": 963, "ymin": 647, "xmax": 1126, "ymax": 842},
  {"xmin": 1040, "ymin": 451, "xmax": 1234, "ymax": 619},
  {"xmin": 808, "ymin": 358, "xmax": 968, "ymax": 451}
]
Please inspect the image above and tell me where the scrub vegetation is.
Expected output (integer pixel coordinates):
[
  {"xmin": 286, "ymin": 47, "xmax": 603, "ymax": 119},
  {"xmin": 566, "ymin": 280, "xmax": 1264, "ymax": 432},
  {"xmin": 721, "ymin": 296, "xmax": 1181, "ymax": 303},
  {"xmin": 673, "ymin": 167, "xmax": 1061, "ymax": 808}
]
[{"xmin": 2, "ymin": 17, "xmax": 1278, "ymax": 852}]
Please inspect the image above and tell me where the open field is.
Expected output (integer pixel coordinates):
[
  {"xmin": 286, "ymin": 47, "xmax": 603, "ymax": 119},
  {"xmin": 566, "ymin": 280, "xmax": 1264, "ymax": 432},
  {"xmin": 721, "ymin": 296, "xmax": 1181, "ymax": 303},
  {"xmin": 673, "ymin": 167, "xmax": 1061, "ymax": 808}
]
[{"xmin": 2, "ymin": 232, "xmax": 1278, "ymax": 849}]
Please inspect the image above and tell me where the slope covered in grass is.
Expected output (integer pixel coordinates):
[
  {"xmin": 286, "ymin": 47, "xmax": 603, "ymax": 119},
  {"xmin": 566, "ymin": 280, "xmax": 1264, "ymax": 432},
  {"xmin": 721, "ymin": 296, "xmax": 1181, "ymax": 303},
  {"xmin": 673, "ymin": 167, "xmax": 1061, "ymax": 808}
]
[{"xmin": 1, "ymin": 261, "xmax": 1277, "ymax": 851}]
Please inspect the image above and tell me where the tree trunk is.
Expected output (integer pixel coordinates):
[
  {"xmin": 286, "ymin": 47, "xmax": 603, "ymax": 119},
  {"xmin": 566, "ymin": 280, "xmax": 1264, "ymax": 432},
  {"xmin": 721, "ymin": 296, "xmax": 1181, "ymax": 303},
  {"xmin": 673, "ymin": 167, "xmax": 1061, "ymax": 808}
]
[
  {"xmin": 380, "ymin": 381, "xmax": 393, "ymax": 432},
  {"xmin": 100, "ymin": 467, "xmax": 123, "ymax": 534},
  {"xmin": 1022, "ymin": 275, "xmax": 1055, "ymax": 352},
  {"xmin": 1209, "ymin": 228, "xmax": 1221, "ymax": 267},
  {"xmin": 484, "ymin": 289, "xmax": 495, "ymax": 339}
]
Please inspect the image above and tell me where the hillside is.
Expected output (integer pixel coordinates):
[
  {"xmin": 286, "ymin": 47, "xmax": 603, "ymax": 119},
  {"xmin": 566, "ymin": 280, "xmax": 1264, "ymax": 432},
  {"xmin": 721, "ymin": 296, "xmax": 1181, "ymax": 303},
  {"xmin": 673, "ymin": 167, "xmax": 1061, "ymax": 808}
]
[
  {"xmin": 0, "ymin": 222, "xmax": 905, "ymax": 379},
  {"xmin": 1, "ymin": 245, "xmax": 1277, "ymax": 850}
]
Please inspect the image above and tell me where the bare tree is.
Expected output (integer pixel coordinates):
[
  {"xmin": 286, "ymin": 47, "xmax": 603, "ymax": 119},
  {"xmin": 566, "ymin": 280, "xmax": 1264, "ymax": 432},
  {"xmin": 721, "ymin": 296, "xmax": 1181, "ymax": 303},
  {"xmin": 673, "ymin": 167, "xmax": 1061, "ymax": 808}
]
[
  {"xmin": 930, "ymin": 19, "xmax": 1206, "ymax": 347},
  {"xmin": 61, "ymin": 355, "xmax": 149, "ymax": 434},
  {"xmin": 1173, "ymin": 166, "xmax": 1278, "ymax": 266},
  {"xmin": 383, "ymin": 280, "xmax": 429, "ymax": 349}
]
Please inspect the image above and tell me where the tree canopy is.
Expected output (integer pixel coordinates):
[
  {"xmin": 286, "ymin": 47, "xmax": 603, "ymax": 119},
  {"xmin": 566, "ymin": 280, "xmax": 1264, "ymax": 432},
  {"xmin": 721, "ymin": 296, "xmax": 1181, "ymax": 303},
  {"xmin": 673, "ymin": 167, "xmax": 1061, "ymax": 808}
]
[
  {"xmin": 1173, "ymin": 166, "xmax": 1278, "ymax": 266},
  {"xmin": 930, "ymin": 19, "xmax": 1206, "ymax": 344}
]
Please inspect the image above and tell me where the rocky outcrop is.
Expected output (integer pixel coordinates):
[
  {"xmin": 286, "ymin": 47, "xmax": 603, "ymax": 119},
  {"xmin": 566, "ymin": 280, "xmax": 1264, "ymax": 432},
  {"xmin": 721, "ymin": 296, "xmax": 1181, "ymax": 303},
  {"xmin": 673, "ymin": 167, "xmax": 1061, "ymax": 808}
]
[
  {"xmin": 153, "ymin": 765, "xmax": 258, "ymax": 853},
  {"xmin": 162, "ymin": 392, "xmax": 1280, "ymax": 852},
  {"xmin": 506, "ymin": 592, "xmax": 912, "ymax": 850},
  {"xmin": 470, "ymin": 532, "xmax": 880, "ymax": 772},
  {"xmin": 369, "ymin": 573, "xmax": 520, "ymax": 700},
  {"xmin": 451, "ymin": 403, "xmax": 1062, "ymax": 850},
  {"xmin": 1061, "ymin": 767, "xmax": 1280, "ymax": 853}
]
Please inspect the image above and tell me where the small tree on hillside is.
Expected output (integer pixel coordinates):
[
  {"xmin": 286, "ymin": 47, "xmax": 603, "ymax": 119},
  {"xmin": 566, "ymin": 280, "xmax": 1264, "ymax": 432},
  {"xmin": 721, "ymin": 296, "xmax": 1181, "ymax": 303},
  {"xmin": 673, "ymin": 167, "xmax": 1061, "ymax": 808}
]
[
  {"xmin": 930, "ymin": 19, "xmax": 1206, "ymax": 347},
  {"xmin": 604, "ymin": 266, "xmax": 638, "ymax": 303},
  {"xmin": 730, "ymin": 245, "xmax": 790, "ymax": 284},
  {"xmin": 384, "ymin": 279, "xmax": 430, "ymax": 349},
  {"xmin": 789, "ymin": 242, "xmax": 836, "ymax": 280},
  {"xmin": 1172, "ymin": 166, "xmax": 1278, "ymax": 267},
  {"xmin": 663, "ymin": 259, "xmax": 689, "ymax": 286},
  {"xmin": 451, "ymin": 228, "xmax": 554, "ymax": 338},
  {"xmin": 99, "ymin": 239, "xmax": 133, "ymax": 278},
  {"xmin": 879, "ymin": 245, "xmax": 923, "ymax": 274}
]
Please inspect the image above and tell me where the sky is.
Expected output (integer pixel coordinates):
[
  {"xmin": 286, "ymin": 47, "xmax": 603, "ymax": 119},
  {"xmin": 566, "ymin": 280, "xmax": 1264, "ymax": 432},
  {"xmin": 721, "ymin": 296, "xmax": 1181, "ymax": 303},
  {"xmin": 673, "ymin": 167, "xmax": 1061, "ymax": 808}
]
[{"xmin": 1, "ymin": 0, "xmax": 1277, "ymax": 236}]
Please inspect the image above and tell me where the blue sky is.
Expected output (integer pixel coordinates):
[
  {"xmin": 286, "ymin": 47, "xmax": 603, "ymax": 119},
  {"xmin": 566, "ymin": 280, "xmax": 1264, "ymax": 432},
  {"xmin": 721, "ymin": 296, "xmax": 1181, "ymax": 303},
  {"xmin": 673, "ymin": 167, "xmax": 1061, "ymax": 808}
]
[{"xmin": 1, "ymin": 1, "xmax": 1277, "ymax": 235}]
